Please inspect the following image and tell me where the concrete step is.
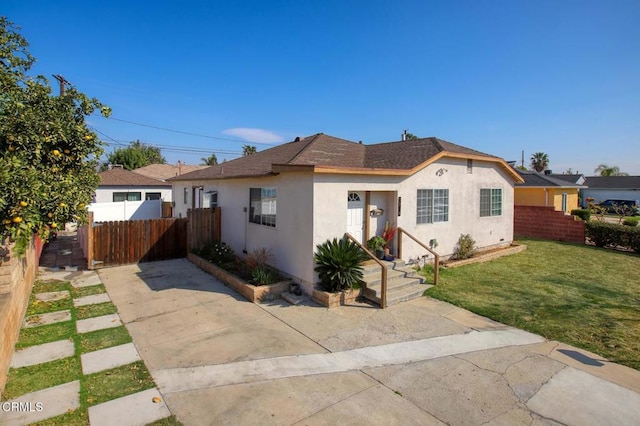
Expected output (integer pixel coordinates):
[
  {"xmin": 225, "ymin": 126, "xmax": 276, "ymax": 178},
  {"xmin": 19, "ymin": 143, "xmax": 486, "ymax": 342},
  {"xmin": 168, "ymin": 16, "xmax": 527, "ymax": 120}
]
[
  {"xmin": 364, "ymin": 281, "xmax": 432, "ymax": 307},
  {"xmin": 360, "ymin": 259, "xmax": 429, "ymax": 306}
]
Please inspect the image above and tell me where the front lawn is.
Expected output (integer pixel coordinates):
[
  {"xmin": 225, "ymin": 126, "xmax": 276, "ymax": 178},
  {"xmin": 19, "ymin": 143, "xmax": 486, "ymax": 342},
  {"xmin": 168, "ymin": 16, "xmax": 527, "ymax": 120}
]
[{"xmin": 424, "ymin": 238, "xmax": 640, "ymax": 370}]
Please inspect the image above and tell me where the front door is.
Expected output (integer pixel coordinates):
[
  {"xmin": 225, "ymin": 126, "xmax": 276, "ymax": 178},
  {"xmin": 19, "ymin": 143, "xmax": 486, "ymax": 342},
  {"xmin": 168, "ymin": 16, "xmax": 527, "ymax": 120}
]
[{"xmin": 347, "ymin": 192, "xmax": 364, "ymax": 243}]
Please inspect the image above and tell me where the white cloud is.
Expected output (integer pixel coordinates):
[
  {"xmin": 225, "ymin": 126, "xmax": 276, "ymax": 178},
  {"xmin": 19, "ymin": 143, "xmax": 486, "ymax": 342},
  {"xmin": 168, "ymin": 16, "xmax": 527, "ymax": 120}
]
[{"xmin": 222, "ymin": 128, "xmax": 284, "ymax": 144}]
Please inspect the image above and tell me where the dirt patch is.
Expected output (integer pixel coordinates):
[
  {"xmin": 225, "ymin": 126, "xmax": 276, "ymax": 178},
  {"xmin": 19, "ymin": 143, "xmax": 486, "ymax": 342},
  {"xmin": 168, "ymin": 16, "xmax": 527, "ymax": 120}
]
[{"xmin": 443, "ymin": 244, "xmax": 527, "ymax": 268}]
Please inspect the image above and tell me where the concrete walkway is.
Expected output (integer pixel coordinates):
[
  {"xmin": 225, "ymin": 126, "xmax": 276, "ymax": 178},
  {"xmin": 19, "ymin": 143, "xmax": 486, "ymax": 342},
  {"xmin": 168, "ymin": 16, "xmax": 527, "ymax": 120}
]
[{"xmin": 98, "ymin": 258, "xmax": 640, "ymax": 426}]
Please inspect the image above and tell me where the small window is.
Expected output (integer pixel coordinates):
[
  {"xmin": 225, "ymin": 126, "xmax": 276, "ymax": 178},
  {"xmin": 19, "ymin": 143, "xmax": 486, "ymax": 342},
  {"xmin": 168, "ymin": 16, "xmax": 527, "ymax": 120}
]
[
  {"xmin": 249, "ymin": 187, "xmax": 276, "ymax": 227},
  {"xmin": 183, "ymin": 188, "xmax": 188, "ymax": 204},
  {"xmin": 480, "ymin": 188, "xmax": 502, "ymax": 217},
  {"xmin": 467, "ymin": 159, "xmax": 473, "ymax": 174},
  {"xmin": 145, "ymin": 192, "xmax": 162, "ymax": 201},
  {"xmin": 113, "ymin": 192, "xmax": 141, "ymax": 202},
  {"xmin": 204, "ymin": 191, "xmax": 218, "ymax": 208},
  {"xmin": 561, "ymin": 193, "xmax": 568, "ymax": 213},
  {"xmin": 417, "ymin": 189, "xmax": 449, "ymax": 224}
]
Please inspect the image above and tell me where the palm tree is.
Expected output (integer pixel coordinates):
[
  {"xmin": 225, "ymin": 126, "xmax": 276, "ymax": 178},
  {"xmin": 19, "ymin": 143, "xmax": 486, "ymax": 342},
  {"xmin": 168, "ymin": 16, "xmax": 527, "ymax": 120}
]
[
  {"xmin": 242, "ymin": 145, "xmax": 257, "ymax": 156},
  {"xmin": 201, "ymin": 153, "xmax": 218, "ymax": 166},
  {"xmin": 594, "ymin": 164, "xmax": 629, "ymax": 176},
  {"xmin": 530, "ymin": 152, "xmax": 549, "ymax": 172}
]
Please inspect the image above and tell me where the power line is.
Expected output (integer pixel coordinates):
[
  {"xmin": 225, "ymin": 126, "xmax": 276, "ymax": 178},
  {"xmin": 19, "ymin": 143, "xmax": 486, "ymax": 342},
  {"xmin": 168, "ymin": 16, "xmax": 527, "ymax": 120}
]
[{"xmin": 98, "ymin": 116, "xmax": 278, "ymax": 146}]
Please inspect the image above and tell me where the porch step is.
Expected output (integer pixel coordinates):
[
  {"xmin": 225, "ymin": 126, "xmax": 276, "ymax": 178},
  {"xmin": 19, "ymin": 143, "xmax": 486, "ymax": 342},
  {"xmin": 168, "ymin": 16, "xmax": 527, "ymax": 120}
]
[{"xmin": 360, "ymin": 260, "xmax": 431, "ymax": 307}]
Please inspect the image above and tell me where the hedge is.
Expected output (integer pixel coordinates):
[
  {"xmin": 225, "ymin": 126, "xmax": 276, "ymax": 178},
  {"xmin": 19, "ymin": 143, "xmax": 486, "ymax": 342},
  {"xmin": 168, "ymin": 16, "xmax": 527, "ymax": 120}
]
[
  {"xmin": 571, "ymin": 209, "xmax": 591, "ymax": 221},
  {"xmin": 585, "ymin": 221, "xmax": 640, "ymax": 253}
]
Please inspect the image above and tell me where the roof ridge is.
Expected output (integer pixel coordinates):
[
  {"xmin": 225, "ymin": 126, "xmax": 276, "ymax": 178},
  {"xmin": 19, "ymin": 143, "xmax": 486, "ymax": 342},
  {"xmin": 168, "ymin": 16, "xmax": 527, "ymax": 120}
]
[{"xmin": 283, "ymin": 133, "xmax": 323, "ymax": 165}]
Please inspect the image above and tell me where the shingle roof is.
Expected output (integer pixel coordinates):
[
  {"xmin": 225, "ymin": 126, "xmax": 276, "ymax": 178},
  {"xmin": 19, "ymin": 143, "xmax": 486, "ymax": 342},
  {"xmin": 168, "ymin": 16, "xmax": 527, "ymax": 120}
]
[
  {"xmin": 99, "ymin": 167, "xmax": 170, "ymax": 187},
  {"xmin": 169, "ymin": 133, "xmax": 515, "ymax": 182},
  {"xmin": 515, "ymin": 170, "xmax": 585, "ymax": 188},
  {"xmin": 548, "ymin": 174, "xmax": 585, "ymax": 185},
  {"xmin": 584, "ymin": 176, "xmax": 640, "ymax": 189},
  {"xmin": 133, "ymin": 163, "xmax": 208, "ymax": 181}
]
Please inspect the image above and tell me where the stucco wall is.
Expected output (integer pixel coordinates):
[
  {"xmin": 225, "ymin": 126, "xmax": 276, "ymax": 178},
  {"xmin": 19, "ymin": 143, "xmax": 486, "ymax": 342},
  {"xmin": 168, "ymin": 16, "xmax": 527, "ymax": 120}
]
[
  {"xmin": 313, "ymin": 157, "xmax": 515, "ymax": 263},
  {"xmin": 515, "ymin": 188, "xmax": 579, "ymax": 213},
  {"xmin": 95, "ymin": 186, "xmax": 172, "ymax": 203}
]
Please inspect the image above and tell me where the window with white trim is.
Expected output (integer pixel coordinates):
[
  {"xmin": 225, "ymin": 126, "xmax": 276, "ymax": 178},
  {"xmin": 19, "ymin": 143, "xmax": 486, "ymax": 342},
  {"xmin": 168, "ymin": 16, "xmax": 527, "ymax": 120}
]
[
  {"xmin": 480, "ymin": 188, "xmax": 502, "ymax": 217},
  {"xmin": 417, "ymin": 189, "xmax": 449, "ymax": 224},
  {"xmin": 250, "ymin": 188, "xmax": 276, "ymax": 227},
  {"xmin": 113, "ymin": 192, "xmax": 141, "ymax": 202}
]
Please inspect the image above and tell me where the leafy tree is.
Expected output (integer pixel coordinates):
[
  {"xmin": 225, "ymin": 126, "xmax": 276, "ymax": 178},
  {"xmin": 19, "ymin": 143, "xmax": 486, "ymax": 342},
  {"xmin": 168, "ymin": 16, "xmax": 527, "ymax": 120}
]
[
  {"xmin": 530, "ymin": 152, "xmax": 549, "ymax": 172},
  {"xmin": 242, "ymin": 145, "xmax": 257, "ymax": 156},
  {"xmin": 103, "ymin": 140, "xmax": 165, "ymax": 171},
  {"xmin": 594, "ymin": 164, "xmax": 628, "ymax": 177},
  {"xmin": 201, "ymin": 153, "xmax": 217, "ymax": 165},
  {"xmin": 405, "ymin": 132, "xmax": 419, "ymax": 140},
  {"xmin": 1, "ymin": 18, "xmax": 110, "ymax": 256}
]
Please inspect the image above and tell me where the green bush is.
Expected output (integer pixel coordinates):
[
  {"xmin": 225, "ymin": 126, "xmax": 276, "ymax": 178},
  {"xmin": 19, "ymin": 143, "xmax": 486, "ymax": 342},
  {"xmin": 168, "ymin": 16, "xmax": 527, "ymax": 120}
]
[
  {"xmin": 453, "ymin": 234, "xmax": 476, "ymax": 260},
  {"xmin": 251, "ymin": 265, "xmax": 274, "ymax": 286},
  {"xmin": 571, "ymin": 209, "xmax": 591, "ymax": 221},
  {"xmin": 314, "ymin": 237, "xmax": 369, "ymax": 293},
  {"xmin": 623, "ymin": 217, "xmax": 639, "ymax": 227},
  {"xmin": 366, "ymin": 236, "xmax": 386, "ymax": 251},
  {"xmin": 586, "ymin": 221, "xmax": 640, "ymax": 252},
  {"xmin": 192, "ymin": 241, "xmax": 235, "ymax": 265}
]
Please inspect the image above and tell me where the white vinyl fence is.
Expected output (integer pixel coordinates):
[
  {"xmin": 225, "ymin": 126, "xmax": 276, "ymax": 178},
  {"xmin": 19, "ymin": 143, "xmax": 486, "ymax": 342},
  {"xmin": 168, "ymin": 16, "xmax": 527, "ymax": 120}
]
[{"xmin": 88, "ymin": 200, "xmax": 162, "ymax": 222}]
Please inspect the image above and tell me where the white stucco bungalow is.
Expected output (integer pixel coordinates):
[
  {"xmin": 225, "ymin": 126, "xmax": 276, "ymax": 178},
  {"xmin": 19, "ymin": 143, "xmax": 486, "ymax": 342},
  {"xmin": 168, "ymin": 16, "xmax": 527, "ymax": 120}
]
[{"xmin": 170, "ymin": 133, "xmax": 524, "ymax": 293}]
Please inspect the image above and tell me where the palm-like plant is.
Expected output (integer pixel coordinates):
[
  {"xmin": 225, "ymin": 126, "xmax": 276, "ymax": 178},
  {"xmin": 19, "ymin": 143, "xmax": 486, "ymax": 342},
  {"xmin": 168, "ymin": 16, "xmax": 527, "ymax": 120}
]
[
  {"xmin": 242, "ymin": 145, "xmax": 257, "ymax": 156},
  {"xmin": 314, "ymin": 238, "xmax": 368, "ymax": 292},
  {"xmin": 530, "ymin": 152, "xmax": 549, "ymax": 172},
  {"xmin": 594, "ymin": 164, "xmax": 628, "ymax": 177}
]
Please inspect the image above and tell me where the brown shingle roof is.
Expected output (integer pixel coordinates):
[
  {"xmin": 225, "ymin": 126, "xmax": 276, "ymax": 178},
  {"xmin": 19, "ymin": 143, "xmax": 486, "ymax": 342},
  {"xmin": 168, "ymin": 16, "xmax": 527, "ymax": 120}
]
[
  {"xmin": 133, "ymin": 163, "xmax": 208, "ymax": 181},
  {"xmin": 170, "ymin": 133, "xmax": 516, "ymax": 182},
  {"xmin": 99, "ymin": 167, "xmax": 170, "ymax": 187}
]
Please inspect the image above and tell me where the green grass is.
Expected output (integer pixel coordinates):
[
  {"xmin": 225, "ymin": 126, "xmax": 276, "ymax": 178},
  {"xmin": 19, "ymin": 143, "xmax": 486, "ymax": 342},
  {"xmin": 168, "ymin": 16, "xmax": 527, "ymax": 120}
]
[
  {"xmin": 2, "ymin": 356, "xmax": 82, "ymax": 400},
  {"xmin": 70, "ymin": 284, "xmax": 106, "ymax": 299},
  {"xmin": 424, "ymin": 238, "xmax": 640, "ymax": 370},
  {"xmin": 16, "ymin": 321, "xmax": 76, "ymax": 349},
  {"xmin": 79, "ymin": 326, "xmax": 132, "ymax": 354},
  {"xmin": 31, "ymin": 409, "xmax": 89, "ymax": 426},
  {"xmin": 75, "ymin": 302, "xmax": 118, "ymax": 320},
  {"xmin": 34, "ymin": 280, "xmax": 70, "ymax": 293},
  {"xmin": 147, "ymin": 416, "xmax": 184, "ymax": 425},
  {"xmin": 84, "ymin": 361, "xmax": 156, "ymax": 406},
  {"xmin": 26, "ymin": 295, "xmax": 72, "ymax": 316}
]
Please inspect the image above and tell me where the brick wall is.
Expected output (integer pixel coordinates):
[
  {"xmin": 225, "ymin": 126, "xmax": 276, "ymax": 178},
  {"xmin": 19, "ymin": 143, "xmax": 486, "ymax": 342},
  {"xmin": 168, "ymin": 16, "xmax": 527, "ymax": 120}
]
[
  {"xmin": 514, "ymin": 205, "xmax": 585, "ymax": 244},
  {"xmin": 0, "ymin": 237, "xmax": 42, "ymax": 394}
]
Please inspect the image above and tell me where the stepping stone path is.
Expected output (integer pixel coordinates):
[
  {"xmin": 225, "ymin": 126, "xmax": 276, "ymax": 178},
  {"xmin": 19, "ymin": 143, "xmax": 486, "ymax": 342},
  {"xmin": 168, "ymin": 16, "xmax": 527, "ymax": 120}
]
[
  {"xmin": 5, "ymin": 271, "xmax": 172, "ymax": 425},
  {"xmin": 23, "ymin": 310, "xmax": 72, "ymax": 328}
]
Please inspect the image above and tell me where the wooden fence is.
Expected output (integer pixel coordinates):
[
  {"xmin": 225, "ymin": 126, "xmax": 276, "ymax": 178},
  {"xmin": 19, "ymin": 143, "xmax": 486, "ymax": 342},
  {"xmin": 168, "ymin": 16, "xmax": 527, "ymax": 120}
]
[
  {"xmin": 187, "ymin": 207, "xmax": 221, "ymax": 251},
  {"xmin": 83, "ymin": 207, "xmax": 220, "ymax": 269}
]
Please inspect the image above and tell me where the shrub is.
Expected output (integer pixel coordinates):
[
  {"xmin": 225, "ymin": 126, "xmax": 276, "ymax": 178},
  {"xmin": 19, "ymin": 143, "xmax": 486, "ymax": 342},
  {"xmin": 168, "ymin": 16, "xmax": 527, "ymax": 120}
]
[
  {"xmin": 192, "ymin": 241, "xmax": 235, "ymax": 265},
  {"xmin": 246, "ymin": 247, "xmax": 274, "ymax": 270},
  {"xmin": 251, "ymin": 265, "xmax": 274, "ymax": 286},
  {"xmin": 366, "ymin": 236, "xmax": 386, "ymax": 252},
  {"xmin": 453, "ymin": 234, "xmax": 476, "ymax": 260},
  {"xmin": 571, "ymin": 209, "xmax": 591, "ymax": 221},
  {"xmin": 585, "ymin": 221, "xmax": 640, "ymax": 252},
  {"xmin": 314, "ymin": 237, "xmax": 369, "ymax": 293},
  {"xmin": 623, "ymin": 217, "xmax": 639, "ymax": 227}
]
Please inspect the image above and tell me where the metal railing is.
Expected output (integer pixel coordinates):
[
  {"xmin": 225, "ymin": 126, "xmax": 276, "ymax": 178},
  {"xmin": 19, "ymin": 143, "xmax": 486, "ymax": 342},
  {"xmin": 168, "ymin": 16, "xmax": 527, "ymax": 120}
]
[
  {"xmin": 344, "ymin": 233, "xmax": 388, "ymax": 309},
  {"xmin": 397, "ymin": 227, "xmax": 439, "ymax": 285}
]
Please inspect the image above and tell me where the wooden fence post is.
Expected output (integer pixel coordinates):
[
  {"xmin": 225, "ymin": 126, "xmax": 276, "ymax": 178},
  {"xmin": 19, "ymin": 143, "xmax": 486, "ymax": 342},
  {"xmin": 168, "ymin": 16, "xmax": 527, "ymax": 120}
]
[{"xmin": 87, "ymin": 211, "xmax": 95, "ymax": 270}]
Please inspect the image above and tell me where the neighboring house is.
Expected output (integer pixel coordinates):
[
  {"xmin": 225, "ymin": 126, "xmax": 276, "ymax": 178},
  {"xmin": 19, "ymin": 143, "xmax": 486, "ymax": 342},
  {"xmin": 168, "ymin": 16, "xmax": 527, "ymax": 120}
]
[
  {"xmin": 133, "ymin": 162, "xmax": 208, "ymax": 182},
  {"xmin": 581, "ymin": 176, "xmax": 640, "ymax": 207},
  {"xmin": 514, "ymin": 170, "xmax": 585, "ymax": 214},
  {"xmin": 170, "ymin": 133, "xmax": 523, "ymax": 293},
  {"xmin": 92, "ymin": 167, "xmax": 172, "ymax": 221}
]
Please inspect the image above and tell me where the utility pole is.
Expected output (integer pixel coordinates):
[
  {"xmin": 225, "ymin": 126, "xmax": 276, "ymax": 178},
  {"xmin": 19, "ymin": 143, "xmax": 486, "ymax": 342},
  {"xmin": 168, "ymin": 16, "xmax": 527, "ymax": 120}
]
[
  {"xmin": 52, "ymin": 74, "xmax": 68, "ymax": 96},
  {"xmin": 521, "ymin": 150, "xmax": 525, "ymax": 169}
]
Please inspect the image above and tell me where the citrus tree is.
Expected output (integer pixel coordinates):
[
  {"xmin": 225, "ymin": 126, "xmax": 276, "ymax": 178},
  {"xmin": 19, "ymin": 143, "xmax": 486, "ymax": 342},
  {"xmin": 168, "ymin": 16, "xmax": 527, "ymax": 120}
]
[{"xmin": 1, "ymin": 18, "xmax": 111, "ymax": 256}]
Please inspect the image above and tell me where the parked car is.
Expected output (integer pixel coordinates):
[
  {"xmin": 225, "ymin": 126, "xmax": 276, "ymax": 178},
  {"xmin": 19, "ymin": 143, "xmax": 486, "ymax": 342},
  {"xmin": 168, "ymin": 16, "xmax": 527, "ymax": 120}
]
[{"xmin": 597, "ymin": 199, "xmax": 640, "ymax": 215}]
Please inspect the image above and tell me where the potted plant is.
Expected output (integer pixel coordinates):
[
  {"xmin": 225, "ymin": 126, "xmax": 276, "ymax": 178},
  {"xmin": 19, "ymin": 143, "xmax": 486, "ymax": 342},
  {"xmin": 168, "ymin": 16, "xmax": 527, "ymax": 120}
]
[
  {"xmin": 381, "ymin": 221, "xmax": 397, "ymax": 257},
  {"xmin": 366, "ymin": 236, "xmax": 386, "ymax": 259}
]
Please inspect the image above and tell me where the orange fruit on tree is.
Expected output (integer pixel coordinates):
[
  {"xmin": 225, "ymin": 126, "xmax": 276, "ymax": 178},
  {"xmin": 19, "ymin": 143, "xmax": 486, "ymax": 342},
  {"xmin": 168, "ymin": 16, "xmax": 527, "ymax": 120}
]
[
  {"xmin": 12, "ymin": 217, "xmax": 22, "ymax": 223},
  {"xmin": 19, "ymin": 201, "xmax": 28, "ymax": 207},
  {"xmin": 53, "ymin": 149, "xmax": 61, "ymax": 156},
  {"xmin": 51, "ymin": 222, "xmax": 58, "ymax": 228},
  {"xmin": 63, "ymin": 149, "xmax": 70, "ymax": 154}
]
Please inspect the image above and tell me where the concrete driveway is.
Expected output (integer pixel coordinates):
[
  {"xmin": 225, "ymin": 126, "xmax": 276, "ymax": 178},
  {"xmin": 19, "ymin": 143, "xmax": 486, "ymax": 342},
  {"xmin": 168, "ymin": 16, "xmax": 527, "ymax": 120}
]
[{"xmin": 98, "ymin": 259, "xmax": 640, "ymax": 425}]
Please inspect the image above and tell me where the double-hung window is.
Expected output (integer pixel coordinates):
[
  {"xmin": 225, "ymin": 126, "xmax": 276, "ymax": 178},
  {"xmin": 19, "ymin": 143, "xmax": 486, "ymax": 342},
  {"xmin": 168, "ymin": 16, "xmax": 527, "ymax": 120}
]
[
  {"xmin": 417, "ymin": 189, "xmax": 449, "ymax": 224},
  {"xmin": 250, "ymin": 188, "xmax": 277, "ymax": 227},
  {"xmin": 480, "ymin": 188, "xmax": 502, "ymax": 217},
  {"xmin": 113, "ymin": 192, "xmax": 141, "ymax": 202}
]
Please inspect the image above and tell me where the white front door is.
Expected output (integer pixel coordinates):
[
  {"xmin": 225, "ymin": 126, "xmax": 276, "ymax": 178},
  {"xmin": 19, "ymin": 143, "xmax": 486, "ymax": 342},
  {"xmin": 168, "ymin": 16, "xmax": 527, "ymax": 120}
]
[{"xmin": 347, "ymin": 192, "xmax": 364, "ymax": 243}]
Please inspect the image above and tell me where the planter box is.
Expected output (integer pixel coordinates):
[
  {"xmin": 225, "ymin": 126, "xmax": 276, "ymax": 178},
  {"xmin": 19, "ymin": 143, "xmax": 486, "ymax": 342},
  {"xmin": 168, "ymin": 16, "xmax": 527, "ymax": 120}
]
[
  {"xmin": 312, "ymin": 288, "xmax": 363, "ymax": 308},
  {"xmin": 188, "ymin": 253, "xmax": 291, "ymax": 303},
  {"xmin": 444, "ymin": 243, "xmax": 527, "ymax": 268}
]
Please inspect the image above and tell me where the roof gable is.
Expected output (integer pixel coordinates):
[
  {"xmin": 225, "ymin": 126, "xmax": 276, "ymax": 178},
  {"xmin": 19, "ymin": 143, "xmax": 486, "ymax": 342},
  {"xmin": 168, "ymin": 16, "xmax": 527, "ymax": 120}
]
[
  {"xmin": 133, "ymin": 163, "xmax": 207, "ymax": 181},
  {"xmin": 515, "ymin": 170, "xmax": 584, "ymax": 188}
]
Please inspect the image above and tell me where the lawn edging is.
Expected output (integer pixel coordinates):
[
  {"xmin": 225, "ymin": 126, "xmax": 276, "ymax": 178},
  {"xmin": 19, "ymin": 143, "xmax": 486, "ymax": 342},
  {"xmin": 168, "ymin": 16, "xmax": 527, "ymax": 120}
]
[
  {"xmin": 444, "ymin": 243, "xmax": 527, "ymax": 268},
  {"xmin": 188, "ymin": 253, "xmax": 291, "ymax": 302}
]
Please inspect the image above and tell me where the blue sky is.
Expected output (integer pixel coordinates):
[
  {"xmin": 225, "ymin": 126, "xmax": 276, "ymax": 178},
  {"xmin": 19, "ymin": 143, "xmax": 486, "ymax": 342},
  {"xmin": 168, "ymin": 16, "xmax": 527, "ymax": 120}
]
[{"xmin": 4, "ymin": 1, "xmax": 640, "ymax": 174}]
